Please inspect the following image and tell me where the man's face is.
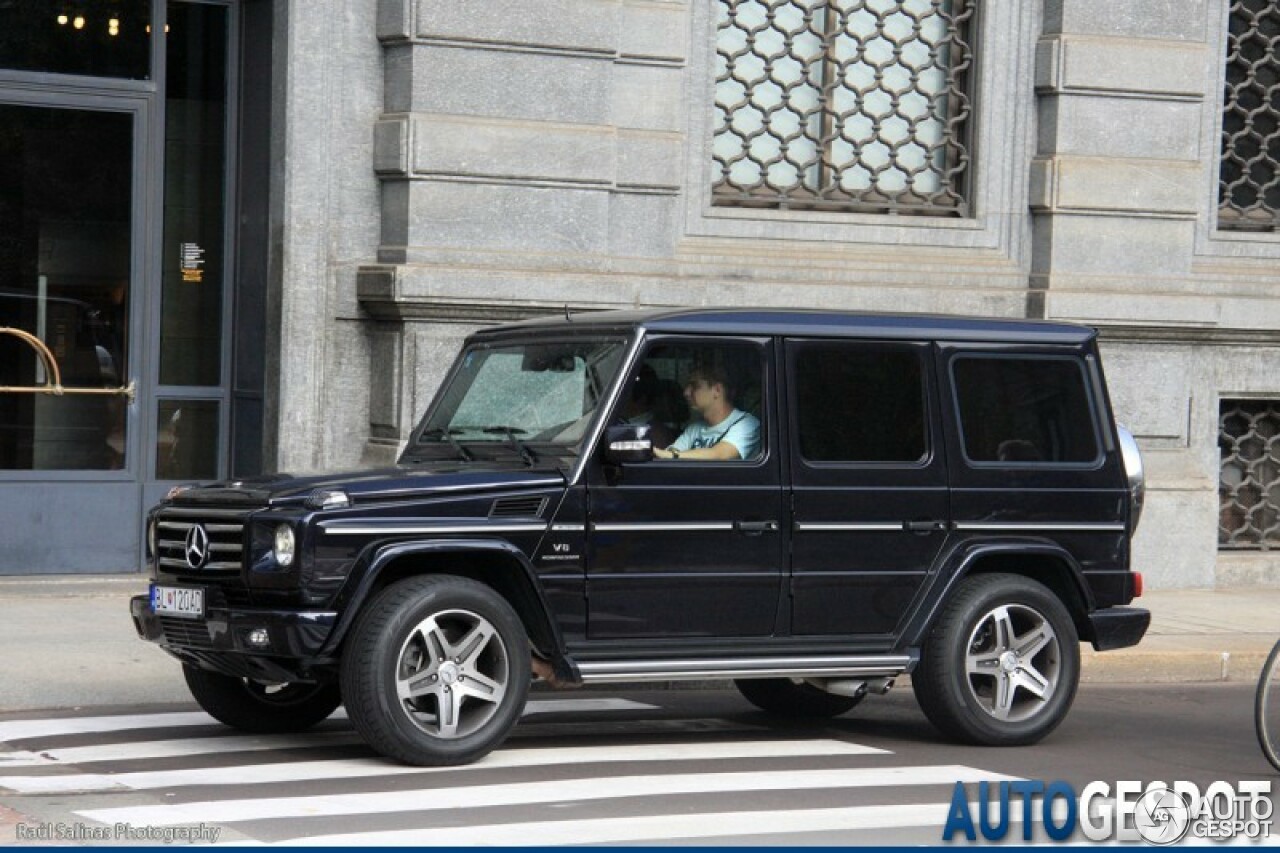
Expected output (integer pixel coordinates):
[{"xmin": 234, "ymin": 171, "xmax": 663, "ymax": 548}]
[{"xmin": 683, "ymin": 375, "xmax": 719, "ymax": 416}]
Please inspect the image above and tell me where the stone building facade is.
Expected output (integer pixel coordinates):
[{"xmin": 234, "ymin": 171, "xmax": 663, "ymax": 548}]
[
  {"xmin": 263, "ymin": 0, "xmax": 1280, "ymax": 588},
  {"xmin": 2, "ymin": 0, "xmax": 1275, "ymax": 583}
]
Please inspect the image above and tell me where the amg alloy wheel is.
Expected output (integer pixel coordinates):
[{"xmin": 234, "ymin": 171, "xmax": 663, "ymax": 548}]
[
  {"xmin": 341, "ymin": 575, "xmax": 530, "ymax": 766},
  {"xmin": 912, "ymin": 573, "xmax": 1079, "ymax": 745}
]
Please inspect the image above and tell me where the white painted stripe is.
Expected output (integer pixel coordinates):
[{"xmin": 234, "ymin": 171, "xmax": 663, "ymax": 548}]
[
  {"xmin": 0, "ymin": 732, "xmax": 364, "ymax": 767},
  {"xmin": 78, "ymin": 765, "xmax": 1013, "ymax": 827},
  {"xmin": 0, "ymin": 712, "xmax": 233, "ymax": 742},
  {"xmin": 270, "ymin": 799, "xmax": 1057, "ymax": 847},
  {"xmin": 9, "ymin": 739, "xmax": 884, "ymax": 795},
  {"xmin": 0, "ymin": 698, "xmax": 651, "ymax": 747},
  {"xmin": 271, "ymin": 803, "xmax": 954, "ymax": 846}
]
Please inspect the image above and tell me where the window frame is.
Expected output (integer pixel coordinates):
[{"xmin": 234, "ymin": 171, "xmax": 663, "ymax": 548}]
[
  {"xmin": 683, "ymin": 0, "xmax": 1041, "ymax": 264},
  {"xmin": 1215, "ymin": 0, "xmax": 1280, "ymax": 235},
  {"xmin": 607, "ymin": 335, "xmax": 774, "ymax": 469},
  {"xmin": 947, "ymin": 351, "xmax": 1105, "ymax": 471},
  {"xmin": 786, "ymin": 338, "xmax": 934, "ymax": 470},
  {"xmin": 711, "ymin": 0, "xmax": 978, "ymax": 218}
]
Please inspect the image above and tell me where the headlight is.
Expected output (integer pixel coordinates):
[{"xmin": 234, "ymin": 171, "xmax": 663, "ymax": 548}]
[
  {"xmin": 147, "ymin": 518, "xmax": 157, "ymax": 559},
  {"xmin": 273, "ymin": 524, "xmax": 296, "ymax": 567}
]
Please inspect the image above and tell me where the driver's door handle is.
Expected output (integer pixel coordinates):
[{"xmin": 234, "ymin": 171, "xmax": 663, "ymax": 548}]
[{"xmin": 735, "ymin": 520, "xmax": 779, "ymax": 536}]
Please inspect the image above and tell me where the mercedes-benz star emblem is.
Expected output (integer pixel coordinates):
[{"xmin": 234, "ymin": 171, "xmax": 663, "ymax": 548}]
[{"xmin": 185, "ymin": 524, "xmax": 210, "ymax": 570}]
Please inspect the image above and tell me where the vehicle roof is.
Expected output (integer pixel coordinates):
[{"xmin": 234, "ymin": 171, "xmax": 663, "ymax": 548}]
[{"xmin": 474, "ymin": 307, "xmax": 1096, "ymax": 345}]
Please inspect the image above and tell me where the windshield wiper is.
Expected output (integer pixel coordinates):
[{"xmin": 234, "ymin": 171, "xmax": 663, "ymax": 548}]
[
  {"xmin": 482, "ymin": 426, "xmax": 537, "ymax": 466},
  {"xmin": 419, "ymin": 427, "xmax": 474, "ymax": 462}
]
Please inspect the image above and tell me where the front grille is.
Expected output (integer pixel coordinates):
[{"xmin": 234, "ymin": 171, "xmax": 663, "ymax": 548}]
[
  {"xmin": 159, "ymin": 616, "xmax": 214, "ymax": 650},
  {"xmin": 156, "ymin": 507, "xmax": 251, "ymax": 574}
]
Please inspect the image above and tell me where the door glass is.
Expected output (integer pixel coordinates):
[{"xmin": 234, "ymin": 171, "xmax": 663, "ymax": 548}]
[
  {"xmin": 158, "ymin": 2, "xmax": 227, "ymax": 387},
  {"xmin": 156, "ymin": 399, "xmax": 219, "ymax": 479},
  {"xmin": 0, "ymin": 105, "xmax": 132, "ymax": 471},
  {"xmin": 0, "ymin": 0, "xmax": 152, "ymax": 79}
]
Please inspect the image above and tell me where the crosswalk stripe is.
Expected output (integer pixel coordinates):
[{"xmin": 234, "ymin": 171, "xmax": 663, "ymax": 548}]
[
  {"xmin": 77, "ymin": 765, "xmax": 1018, "ymax": 827},
  {"xmin": 1, "ymin": 738, "xmax": 887, "ymax": 794},
  {"xmin": 0, "ymin": 731, "xmax": 365, "ymax": 768},
  {"xmin": 0, "ymin": 711, "xmax": 237, "ymax": 742},
  {"xmin": 270, "ymin": 803, "xmax": 956, "ymax": 846},
  {"xmin": 0, "ymin": 697, "xmax": 656, "ymax": 745}
]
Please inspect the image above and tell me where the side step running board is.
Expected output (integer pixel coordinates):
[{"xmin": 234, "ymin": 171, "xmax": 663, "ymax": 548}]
[{"xmin": 573, "ymin": 654, "xmax": 913, "ymax": 684}]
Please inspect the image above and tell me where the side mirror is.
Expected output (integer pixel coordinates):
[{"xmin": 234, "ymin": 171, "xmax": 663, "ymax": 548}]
[{"xmin": 603, "ymin": 424, "xmax": 653, "ymax": 464}]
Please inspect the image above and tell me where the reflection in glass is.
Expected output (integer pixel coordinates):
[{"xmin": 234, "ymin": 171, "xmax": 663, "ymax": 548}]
[
  {"xmin": 159, "ymin": 2, "xmax": 228, "ymax": 387},
  {"xmin": 156, "ymin": 399, "xmax": 219, "ymax": 480},
  {"xmin": 0, "ymin": 0, "xmax": 151, "ymax": 79},
  {"xmin": 0, "ymin": 106, "xmax": 132, "ymax": 470}
]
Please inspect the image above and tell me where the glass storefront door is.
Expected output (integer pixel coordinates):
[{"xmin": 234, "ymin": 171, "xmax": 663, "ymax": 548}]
[
  {"xmin": 0, "ymin": 0, "xmax": 240, "ymax": 574},
  {"xmin": 0, "ymin": 105, "xmax": 135, "ymax": 472}
]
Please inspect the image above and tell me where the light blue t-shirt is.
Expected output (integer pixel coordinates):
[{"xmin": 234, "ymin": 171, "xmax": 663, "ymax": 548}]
[{"xmin": 670, "ymin": 409, "xmax": 760, "ymax": 460}]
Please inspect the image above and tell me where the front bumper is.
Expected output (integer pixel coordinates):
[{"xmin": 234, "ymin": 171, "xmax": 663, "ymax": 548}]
[
  {"xmin": 1088, "ymin": 605, "xmax": 1151, "ymax": 651},
  {"xmin": 130, "ymin": 594, "xmax": 338, "ymax": 682}
]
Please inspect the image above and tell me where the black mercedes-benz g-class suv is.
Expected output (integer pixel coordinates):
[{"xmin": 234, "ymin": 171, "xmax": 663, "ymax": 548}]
[{"xmin": 132, "ymin": 308, "xmax": 1149, "ymax": 766}]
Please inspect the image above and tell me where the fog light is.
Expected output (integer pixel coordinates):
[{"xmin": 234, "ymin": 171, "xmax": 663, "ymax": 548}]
[
  {"xmin": 247, "ymin": 628, "xmax": 270, "ymax": 648},
  {"xmin": 273, "ymin": 524, "xmax": 295, "ymax": 568}
]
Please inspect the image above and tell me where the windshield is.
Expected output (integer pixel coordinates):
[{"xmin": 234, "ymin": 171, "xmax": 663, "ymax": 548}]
[{"xmin": 407, "ymin": 337, "xmax": 629, "ymax": 460}]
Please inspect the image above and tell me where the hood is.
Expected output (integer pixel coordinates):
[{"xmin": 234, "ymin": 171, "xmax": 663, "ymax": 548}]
[{"xmin": 168, "ymin": 462, "xmax": 567, "ymax": 508}]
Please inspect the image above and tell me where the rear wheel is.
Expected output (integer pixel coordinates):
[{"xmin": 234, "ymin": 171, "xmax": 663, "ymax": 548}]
[
  {"xmin": 183, "ymin": 665, "xmax": 341, "ymax": 733},
  {"xmin": 340, "ymin": 575, "xmax": 530, "ymax": 766},
  {"xmin": 735, "ymin": 678, "xmax": 864, "ymax": 718},
  {"xmin": 912, "ymin": 573, "xmax": 1079, "ymax": 745}
]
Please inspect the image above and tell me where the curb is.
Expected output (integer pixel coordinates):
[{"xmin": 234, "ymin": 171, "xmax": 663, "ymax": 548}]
[{"xmin": 1080, "ymin": 649, "xmax": 1270, "ymax": 684}]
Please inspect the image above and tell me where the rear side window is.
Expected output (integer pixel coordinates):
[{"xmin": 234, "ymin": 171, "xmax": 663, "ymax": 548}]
[
  {"xmin": 952, "ymin": 355, "xmax": 1099, "ymax": 464},
  {"xmin": 794, "ymin": 344, "xmax": 927, "ymax": 463}
]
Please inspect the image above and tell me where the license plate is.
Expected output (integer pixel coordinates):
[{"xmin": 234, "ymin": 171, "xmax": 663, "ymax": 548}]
[{"xmin": 151, "ymin": 584, "xmax": 205, "ymax": 619}]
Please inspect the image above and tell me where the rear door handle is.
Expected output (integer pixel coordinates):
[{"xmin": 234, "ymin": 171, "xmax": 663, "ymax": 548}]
[
  {"xmin": 904, "ymin": 520, "xmax": 947, "ymax": 534},
  {"xmin": 735, "ymin": 520, "xmax": 779, "ymax": 536}
]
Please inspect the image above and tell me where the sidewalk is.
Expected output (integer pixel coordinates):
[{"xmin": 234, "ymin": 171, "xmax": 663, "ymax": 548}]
[{"xmin": 0, "ymin": 574, "xmax": 1276, "ymax": 713}]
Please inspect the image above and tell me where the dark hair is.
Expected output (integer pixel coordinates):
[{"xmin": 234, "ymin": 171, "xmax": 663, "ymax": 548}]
[{"xmin": 688, "ymin": 361, "xmax": 734, "ymax": 401}]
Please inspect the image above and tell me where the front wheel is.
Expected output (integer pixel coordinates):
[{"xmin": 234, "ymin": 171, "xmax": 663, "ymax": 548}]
[
  {"xmin": 340, "ymin": 575, "xmax": 530, "ymax": 766},
  {"xmin": 912, "ymin": 573, "xmax": 1079, "ymax": 746},
  {"xmin": 735, "ymin": 678, "xmax": 864, "ymax": 718},
  {"xmin": 183, "ymin": 665, "xmax": 341, "ymax": 733},
  {"xmin": 1256, "ymin": 638, "xmax": 1280, "ymax": 772}
]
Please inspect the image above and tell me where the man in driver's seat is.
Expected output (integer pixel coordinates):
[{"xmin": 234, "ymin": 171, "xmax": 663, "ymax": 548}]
[{"xmin": 653, "ymin": 363, "xmax": 760, "ymax": 461}]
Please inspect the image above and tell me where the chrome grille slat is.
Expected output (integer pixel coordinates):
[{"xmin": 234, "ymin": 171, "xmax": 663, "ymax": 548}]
[{"xmin": 154, "ymin": 508, "xmax": 252, "ymax": 572}]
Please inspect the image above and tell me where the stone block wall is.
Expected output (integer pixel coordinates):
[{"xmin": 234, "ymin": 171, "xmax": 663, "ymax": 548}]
[{"xmin": 269, "ymin": 0, "xmax": 1280, "ymax": 586}]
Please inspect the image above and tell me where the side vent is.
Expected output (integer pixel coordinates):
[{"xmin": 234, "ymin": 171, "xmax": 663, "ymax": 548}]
[{"xmin": 489, "ymin": 496, "xmax": 548, "ymax": 519}]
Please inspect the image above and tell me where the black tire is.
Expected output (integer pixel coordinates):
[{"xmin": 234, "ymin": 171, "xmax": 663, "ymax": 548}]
[
  {"xmin": 1256, "ymin": 638, "xmax": 1280, "ymax": 772},
  {"xmin": 340, "ymin": 575, "xmax": 530, "ymax": 766},
  {"xmin": 735, "ymin": 677, "xmax": 864, "ymax": 718},
  {"xmin": 912, "ymin": 573, "xmax": 1080, "ymax": 746},
  {"xmin": 182, "ymin": 664, "xmax": 341, "ymax": 734}
]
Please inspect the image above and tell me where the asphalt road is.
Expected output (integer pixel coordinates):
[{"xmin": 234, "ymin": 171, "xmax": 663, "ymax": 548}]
[{"xmin": 0, "ymin": 683, "xmax": 1275, "ymax": 846}]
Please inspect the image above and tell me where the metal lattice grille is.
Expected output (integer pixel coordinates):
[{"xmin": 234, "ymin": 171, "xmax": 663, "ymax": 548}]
[
  {"xmin": 713, "ymin": 0, "xmax": 975, "ymax": 215},
  {"xmin": 1219, "ymin": 401, "xmax": 1280, "ymax": 549},
  {"xmin": 1219, "ymin": 0, "xmax": 1280, "ymax": 232}
]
